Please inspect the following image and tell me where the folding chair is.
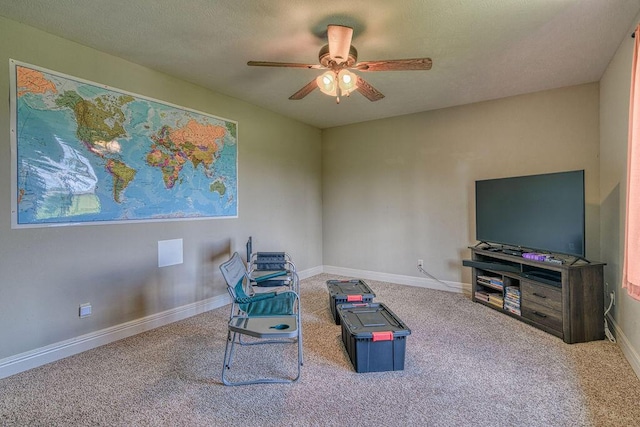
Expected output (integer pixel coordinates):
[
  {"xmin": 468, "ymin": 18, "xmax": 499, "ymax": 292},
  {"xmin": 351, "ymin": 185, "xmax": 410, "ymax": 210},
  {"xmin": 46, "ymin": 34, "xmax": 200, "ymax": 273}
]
[
  {"xmin": 249, "ymin": 251, "xmax": 298, "ymax": 290},
  {"xmin": 219, "ymin": 252, "xmax": 303, "ymax": 385},
  {"xmin": 245, "ymin": 237, "xmax": 299, "ymax": 290}
]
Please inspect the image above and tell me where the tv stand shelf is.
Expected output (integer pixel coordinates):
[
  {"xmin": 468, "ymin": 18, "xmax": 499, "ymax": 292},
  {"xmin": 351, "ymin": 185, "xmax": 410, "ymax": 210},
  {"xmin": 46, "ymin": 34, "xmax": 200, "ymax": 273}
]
[{"xmin": 466, "ymin": 247, "xmax": 605, "ymax": 344}]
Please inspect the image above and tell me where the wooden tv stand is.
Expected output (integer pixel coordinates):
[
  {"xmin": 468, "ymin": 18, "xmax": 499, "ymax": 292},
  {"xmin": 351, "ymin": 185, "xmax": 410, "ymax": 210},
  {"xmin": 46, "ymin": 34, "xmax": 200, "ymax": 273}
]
[{"xmin": 466, "ymin": 247, "xmax": 605, "ymax": 344}]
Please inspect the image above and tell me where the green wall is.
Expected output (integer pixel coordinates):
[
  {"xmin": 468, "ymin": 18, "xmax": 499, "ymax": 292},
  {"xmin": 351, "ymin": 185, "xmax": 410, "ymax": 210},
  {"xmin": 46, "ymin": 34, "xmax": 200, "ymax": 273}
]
[
  {"xmin": 0, "ymin": 16, "xmax": 323, "ymax": 362},
  {"xmin": 599, "ymin": 12, "xmax": 640, "ymax": 377},
  {"xmin": 322, "ymin": 84, "xmax": 601, "ymax": 284}
]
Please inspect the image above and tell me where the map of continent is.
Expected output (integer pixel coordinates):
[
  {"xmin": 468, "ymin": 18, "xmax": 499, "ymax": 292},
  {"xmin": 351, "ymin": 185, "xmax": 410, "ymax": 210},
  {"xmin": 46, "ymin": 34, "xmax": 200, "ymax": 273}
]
[{"xmin": 12, "ymin": 61, "xmax": 238, "ymax": 226}]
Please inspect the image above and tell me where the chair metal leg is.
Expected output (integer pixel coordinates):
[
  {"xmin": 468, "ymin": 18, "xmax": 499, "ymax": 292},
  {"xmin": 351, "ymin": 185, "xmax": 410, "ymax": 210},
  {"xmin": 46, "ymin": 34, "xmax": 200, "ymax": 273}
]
[
  {"xmin": 221, "ymin": 315, "xmax": 303, "ymax": 386},
  {"xmin": 222, "ymin": 340, "xmax": 302, "ymax": 386},
  {"xmin": 298, "ymin": 311, "xmax": 304, "ymax": 366},
  {"xmin": 223, "ymin": 329, "xmax": 236, "ymax": 365}
]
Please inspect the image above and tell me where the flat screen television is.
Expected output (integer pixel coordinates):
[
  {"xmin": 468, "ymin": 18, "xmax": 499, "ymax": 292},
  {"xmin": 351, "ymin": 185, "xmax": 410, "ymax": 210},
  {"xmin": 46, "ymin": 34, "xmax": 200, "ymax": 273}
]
[{"xmin": 475, "ymin": 170, "xmax": 585, "ymax": 257}]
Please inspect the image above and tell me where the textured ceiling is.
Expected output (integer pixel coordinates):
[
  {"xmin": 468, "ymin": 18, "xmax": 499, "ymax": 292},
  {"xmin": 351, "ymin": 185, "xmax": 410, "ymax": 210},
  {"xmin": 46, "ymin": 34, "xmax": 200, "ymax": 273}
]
[{"xmin": 1, "ymin": 0, "xmax": 640, "ymax": 129}]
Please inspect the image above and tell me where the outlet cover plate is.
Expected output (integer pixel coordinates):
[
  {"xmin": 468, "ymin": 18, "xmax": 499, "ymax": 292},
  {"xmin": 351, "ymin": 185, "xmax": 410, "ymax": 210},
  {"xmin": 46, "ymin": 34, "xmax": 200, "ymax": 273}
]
[{"xmin": 79, "ymin": 303, "xmax": 92, "ymax": 318}]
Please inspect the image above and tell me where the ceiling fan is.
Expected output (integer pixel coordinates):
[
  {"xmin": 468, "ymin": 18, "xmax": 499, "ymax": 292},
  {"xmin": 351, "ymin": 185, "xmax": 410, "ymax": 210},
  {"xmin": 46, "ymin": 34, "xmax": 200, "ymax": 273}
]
[{"xmin": 247, "ymin": 24, "xmax": 432, "ymax": 103}]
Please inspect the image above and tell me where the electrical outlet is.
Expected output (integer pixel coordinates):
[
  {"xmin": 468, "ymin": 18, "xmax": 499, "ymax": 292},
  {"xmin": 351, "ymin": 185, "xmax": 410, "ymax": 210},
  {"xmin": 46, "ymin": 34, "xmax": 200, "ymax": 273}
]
[
  {"xmin": 418, "ymin": 259, "xmax": 424, "ymax": 267},
  {"xmin": 79, "ymin": 303, "xmax": 92, "ymax": 318}
]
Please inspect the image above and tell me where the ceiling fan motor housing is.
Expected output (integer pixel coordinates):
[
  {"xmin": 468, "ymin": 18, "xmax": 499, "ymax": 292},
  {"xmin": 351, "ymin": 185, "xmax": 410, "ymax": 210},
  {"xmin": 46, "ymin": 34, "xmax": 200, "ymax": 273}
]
[{"xmin": 319, "ymin": 44, "xmax": 358, "ymax": 68}]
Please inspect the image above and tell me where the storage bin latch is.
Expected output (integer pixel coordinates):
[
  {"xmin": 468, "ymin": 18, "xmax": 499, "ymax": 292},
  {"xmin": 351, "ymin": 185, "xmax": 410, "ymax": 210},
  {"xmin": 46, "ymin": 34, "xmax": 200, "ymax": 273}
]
[{"xmin": 372, "ymin": 331, "xmax": 394, "ymax": 341}]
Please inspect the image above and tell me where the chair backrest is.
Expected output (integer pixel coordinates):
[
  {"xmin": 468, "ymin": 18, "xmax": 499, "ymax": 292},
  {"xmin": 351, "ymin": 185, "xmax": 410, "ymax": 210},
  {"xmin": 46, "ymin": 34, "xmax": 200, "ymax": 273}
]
[
  {"xmin": 219, "ymin": 252, "xmax": 249, "ymax": 300},
  {"xmin": 220, "ymin": 252, "xmax": 295, "ymax": 316},
  {"xmin": 253, "ymin": 252, "xmax": 287, "ymax": 271}
]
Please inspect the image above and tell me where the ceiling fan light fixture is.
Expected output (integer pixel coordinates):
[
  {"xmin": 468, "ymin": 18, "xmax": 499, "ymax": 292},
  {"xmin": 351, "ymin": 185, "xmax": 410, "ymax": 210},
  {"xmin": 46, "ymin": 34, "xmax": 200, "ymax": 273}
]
[
  {"xmin": 338, "ymin": 69, "xmax": 357, "ymax": 96},
  {"xmin": 316, "ymin": 71, "xmax": 337, "ymax": 96}
]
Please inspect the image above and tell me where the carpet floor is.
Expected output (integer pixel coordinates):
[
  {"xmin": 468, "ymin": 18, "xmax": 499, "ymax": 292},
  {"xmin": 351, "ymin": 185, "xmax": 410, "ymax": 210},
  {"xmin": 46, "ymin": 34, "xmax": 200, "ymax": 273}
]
[{"xmin": 1, "ymin": 273, "xmax": 639, "ymax": 426}]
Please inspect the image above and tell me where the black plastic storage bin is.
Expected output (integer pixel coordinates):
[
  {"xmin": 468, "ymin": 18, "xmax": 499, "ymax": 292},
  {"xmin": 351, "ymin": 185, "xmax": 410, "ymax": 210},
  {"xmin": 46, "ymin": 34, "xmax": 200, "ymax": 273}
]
[
  {"xmin": 337, "ymin": 302, "xmax": 411, "ymax": 373},
  {"xmin": 326, "ymin": 279, "xmax": 376, "ymax": 325}
]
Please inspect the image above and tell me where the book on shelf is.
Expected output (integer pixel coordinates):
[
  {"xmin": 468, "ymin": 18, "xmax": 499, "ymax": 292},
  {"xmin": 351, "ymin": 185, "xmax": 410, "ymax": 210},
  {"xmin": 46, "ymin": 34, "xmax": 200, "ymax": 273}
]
[
  {"xmin": 505, "ymin": 306, "xmax": 521, "ymax": 316},
  {"xmin": 504, "ymin": 300, "xmax": 520, "ymax": 309},
  {"xmin": 504, "ymin": 286, "xmax": 521, "ymax": 311},
  {"xmin": 505, "ymin": 286, "xmax": 521, "ymax": 296},
  {"xmin": 477, "ymin": 275, "xmax": 503, "ymax": 291},
  {"xmin": 488, "ymin": 299, "xmax": 504, "ymax": 309},
  {"xmin": 488, "ymin": 294, "xmax": 504, "ymax": 305},
  {"xmin": 490, "ymin": 278, "xmax": 503, "ymax": 286},
  {"xmin": 475, "ymin": 290, "xmax": 490, "ymax": 302}
]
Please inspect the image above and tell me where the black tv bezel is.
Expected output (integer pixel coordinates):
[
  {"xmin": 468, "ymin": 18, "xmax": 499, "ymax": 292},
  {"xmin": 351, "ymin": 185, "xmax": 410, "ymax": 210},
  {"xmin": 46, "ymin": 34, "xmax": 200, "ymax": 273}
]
[{"xmin": 474, "ymin": 170, "xmax": 586, "ymax": 258}]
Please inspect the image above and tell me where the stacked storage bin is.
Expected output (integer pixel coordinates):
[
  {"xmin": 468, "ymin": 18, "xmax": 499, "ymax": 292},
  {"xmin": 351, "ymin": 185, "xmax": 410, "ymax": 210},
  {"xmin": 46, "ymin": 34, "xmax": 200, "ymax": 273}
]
[
  {"xmin": 326, "ymin": 279, "xmax": 411, "ymax": 373},
  {"xmin": 326, "ymin": 279, "xmax": 375, "ymax": 325}
]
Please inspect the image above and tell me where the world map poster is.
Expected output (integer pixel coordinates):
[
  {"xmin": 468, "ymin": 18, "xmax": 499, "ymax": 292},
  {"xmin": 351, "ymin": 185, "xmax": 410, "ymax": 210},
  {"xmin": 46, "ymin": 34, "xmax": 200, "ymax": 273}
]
[{"xmin": 10, "ymin": 60, "xmax": 238, "ymax": 228}]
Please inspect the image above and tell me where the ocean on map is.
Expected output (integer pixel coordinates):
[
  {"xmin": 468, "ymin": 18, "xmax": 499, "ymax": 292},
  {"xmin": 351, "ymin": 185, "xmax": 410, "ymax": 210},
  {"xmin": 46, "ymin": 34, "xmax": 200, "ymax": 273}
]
[{"xmin": 16, "ymin": 88, "xmax": 238, "ymax": 225}]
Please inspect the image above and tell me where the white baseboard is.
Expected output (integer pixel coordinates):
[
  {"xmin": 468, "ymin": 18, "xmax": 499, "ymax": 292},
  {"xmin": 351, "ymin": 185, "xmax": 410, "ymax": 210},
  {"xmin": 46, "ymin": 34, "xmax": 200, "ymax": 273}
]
[
  {"xmin": 0, "ymin": 264, "xmax": 458, "ymax": 380},
  {"xmin": 0, "ymin": 293, "xmax": 231, "ymax": 380},
  {"xmin": 323, "ymin": 265, "xmax": 470, "ymax": 293},
  {"xmin": 0, "ymin": 264, "xmax": 322, "ymax": 380},
  {"xmin": 6, "ymin": 265, "xmax": 634, "ymax": 384},
  {"xmin": 607, "ymin": 313, "xmax": 640, "ymax": 380},
  {"xmin": 298, "ymin": 265, "xmax": 323, "ymax": 280}
]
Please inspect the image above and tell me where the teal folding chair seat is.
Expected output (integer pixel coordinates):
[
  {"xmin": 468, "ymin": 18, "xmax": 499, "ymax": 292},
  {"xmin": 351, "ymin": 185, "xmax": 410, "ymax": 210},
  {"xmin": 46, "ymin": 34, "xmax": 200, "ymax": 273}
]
[
  {"xmin": 219, "ymin": 252, "xmax": 303, "ymax": 385},
  {"xmin": 232, "ymin": 276, "xmax": 295, "ymax": 316}
]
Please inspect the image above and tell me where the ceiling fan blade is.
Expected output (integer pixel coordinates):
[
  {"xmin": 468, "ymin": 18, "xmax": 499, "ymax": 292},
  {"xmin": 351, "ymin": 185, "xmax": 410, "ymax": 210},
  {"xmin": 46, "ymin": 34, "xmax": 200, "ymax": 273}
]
[
  {"xmin": 355, "ymin": 76, "xmax": 385, "ymax": 102},
  {"xmin": 247, "ymin": 61, "xmax": 324, "ymax": 69},
  {"xmin": 327, "ymin": 25, "xmax": 353, "ymax": 64},
  {"xmin": 289, "ymin": 79, "xmax": 318, "ymax": 100},
  {"xmin": 354, "ymin": 58, "xmax": 433, "ymax": 72}
]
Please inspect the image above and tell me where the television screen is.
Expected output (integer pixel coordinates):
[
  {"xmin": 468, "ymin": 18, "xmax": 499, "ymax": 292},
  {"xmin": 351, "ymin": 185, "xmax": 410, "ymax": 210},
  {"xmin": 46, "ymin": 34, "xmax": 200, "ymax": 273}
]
[{"xmin": 475, "ymin": 170, "xmax": 585, "ymax": 257}]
